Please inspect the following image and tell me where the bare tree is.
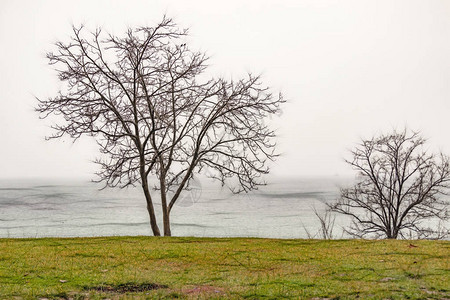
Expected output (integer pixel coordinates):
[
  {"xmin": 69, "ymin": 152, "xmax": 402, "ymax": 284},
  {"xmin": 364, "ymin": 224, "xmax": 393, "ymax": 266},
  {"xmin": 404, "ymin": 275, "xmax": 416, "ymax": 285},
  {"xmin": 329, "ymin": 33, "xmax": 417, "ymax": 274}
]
[
  {"xmin": 36, "ymin": 17, "xmax": 284, "ymax": 236},
  {"xmin": 330, "ymin": 130, "xmax": 450, "ymax": 239},
  {"xmin": 302, "ymin": 206, "xmax": 337, "ymax": 239}
]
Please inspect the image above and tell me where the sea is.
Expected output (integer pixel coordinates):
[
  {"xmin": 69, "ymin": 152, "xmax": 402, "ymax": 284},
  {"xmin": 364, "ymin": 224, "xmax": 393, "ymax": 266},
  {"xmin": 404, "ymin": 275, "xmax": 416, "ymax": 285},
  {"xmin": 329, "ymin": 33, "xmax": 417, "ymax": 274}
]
[{"xmin": 0, "ymin": 177, "xmax": 354, "ymax": 239}]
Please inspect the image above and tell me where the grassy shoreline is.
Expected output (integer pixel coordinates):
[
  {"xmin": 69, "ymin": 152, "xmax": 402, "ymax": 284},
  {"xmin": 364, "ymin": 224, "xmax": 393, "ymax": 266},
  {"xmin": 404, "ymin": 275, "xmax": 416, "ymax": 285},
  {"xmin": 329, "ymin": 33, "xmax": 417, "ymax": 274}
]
[{"xmin": 0, "ymin": 236, "xmax": 448, "ymax": 299}]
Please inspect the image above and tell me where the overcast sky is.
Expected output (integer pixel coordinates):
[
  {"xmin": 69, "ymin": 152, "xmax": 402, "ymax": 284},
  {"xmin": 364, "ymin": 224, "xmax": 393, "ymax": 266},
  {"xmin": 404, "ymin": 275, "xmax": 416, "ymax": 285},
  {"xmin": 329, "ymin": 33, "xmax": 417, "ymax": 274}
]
[{"xmin": 1, "ymin": 0, "xmax": 449, "ymax": 180}]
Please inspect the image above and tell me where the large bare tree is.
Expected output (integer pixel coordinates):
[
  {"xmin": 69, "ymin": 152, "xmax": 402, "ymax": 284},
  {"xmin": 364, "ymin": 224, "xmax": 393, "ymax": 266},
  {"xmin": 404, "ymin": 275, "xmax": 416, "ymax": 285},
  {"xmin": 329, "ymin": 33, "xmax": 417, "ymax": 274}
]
[
  {"xmin": 37, "ymin": 17, "xmax": 284, "ymax": 236},
  {"xmin": 331, "ymin": 130, "xmax": 450, "ymax": 239}
]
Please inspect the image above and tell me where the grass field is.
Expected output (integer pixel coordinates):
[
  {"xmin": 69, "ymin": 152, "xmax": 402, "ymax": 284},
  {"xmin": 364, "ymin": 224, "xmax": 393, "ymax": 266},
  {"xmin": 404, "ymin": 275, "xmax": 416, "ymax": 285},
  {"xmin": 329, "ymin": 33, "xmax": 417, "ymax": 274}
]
[{"xmin": 0, "ymin": 237, "xmax": 448, "ymax": 299}]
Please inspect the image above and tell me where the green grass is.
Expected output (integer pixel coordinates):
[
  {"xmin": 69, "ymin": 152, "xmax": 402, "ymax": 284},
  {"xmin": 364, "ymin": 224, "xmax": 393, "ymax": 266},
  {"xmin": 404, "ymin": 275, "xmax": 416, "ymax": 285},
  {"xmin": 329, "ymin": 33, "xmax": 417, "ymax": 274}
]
[{"xmin": 0, "ymin": 237, "xmax": 448, "ymax": 299}]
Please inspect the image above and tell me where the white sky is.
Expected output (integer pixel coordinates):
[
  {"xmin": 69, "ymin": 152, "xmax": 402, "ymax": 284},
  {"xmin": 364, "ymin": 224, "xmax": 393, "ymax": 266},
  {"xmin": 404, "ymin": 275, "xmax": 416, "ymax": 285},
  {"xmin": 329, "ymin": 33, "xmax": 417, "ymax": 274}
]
[{"xmin": 1, "ymin": 0, "xmax": 450, "ymax": 179}]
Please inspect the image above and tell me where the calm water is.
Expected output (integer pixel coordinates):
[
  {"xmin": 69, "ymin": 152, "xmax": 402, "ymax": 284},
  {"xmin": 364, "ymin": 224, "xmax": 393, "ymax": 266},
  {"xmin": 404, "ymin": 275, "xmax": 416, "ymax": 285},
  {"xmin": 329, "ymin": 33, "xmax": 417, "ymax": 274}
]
[{"xmin": 0, "ymin": 177, "xmax": 353, "ymax": 238}]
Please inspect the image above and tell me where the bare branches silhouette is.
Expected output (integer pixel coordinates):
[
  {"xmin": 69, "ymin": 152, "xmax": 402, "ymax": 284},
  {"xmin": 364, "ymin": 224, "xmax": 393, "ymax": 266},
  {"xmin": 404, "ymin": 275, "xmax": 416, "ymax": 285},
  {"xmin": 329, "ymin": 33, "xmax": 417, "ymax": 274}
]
[
  {"xmin": 331, "ymin": 130, "xmax": 450, "ymax": 239},
  {"xmin": 37, "ymin": 17, "xmax": 284, "ymax": 236}
]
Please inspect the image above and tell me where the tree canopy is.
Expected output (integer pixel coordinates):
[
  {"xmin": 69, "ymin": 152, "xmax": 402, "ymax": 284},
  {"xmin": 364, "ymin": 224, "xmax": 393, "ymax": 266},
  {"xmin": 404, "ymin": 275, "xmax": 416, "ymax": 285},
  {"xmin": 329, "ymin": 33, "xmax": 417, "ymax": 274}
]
[
  {"xmin": 331, "ymin": 130, "xmax": 450, "ymax": 239},
  {"xmin": 37, "ymin": 17, "xmax": 284, "ymax": 236}
]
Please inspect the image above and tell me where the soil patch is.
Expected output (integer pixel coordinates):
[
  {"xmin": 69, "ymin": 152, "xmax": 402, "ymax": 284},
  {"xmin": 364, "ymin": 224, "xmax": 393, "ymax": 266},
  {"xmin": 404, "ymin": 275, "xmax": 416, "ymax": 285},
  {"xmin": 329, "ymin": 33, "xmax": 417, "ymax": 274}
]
[{"xmin": 86, "ymin": 282, "xmax": 168, "ymax": 293}]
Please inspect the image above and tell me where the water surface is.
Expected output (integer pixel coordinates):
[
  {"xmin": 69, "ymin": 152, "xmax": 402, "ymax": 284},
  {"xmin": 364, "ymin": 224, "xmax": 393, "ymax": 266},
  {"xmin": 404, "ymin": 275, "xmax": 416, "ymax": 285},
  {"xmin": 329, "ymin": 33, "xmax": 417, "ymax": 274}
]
[{"xmin": 0, "ymin": 177, "xmax": 352, "ymax": 238}]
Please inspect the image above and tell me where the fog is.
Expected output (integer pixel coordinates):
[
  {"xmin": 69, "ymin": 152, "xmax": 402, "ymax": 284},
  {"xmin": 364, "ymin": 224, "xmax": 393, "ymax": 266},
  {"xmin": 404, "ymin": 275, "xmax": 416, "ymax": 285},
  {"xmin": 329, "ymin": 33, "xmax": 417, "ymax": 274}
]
[{"xmin": 1, "ymin": 0, "xmax": 449, "ymax": 179}]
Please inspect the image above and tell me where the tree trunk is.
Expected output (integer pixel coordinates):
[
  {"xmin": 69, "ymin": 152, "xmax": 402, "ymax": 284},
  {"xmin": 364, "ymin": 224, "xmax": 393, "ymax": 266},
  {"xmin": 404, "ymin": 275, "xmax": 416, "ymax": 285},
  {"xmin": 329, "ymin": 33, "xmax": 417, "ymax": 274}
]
[
  {"xmin": 141, "ymin": 182, "xmax": 161, "ymax": 236},
  {"xmin": 391, "ymin": 228, "xmax": 399, "ymax": 239},
  {"xmin": 159, "ymin": 176, "xmax": 172, "ymax": 236},
  {"xmin": 163, "ymin": 207, "xmax": 171, "ymax": 236},
  {"xmin": 386, "ymin": 227, "xmax": 398, "ymax": 239}
]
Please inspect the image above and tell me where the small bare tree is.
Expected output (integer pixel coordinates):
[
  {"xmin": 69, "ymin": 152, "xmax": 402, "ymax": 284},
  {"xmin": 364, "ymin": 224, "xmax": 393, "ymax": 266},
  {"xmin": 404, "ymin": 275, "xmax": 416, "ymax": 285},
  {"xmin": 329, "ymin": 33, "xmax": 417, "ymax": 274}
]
[
  {"xmin": 37, "ymin": 17, "xmax": 284, "ymax": 236},
  {"xmin": 330, "ymin": 130, "xmax": 450, "ymax": 239},
  {"xmin": 302, "ymin": 206, "xmax": 337, "ymax": 239}
]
